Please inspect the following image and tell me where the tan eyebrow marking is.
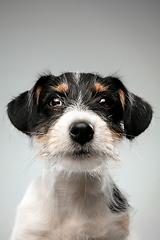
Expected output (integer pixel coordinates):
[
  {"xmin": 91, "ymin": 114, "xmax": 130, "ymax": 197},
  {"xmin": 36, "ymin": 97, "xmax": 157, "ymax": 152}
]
[
  {"xmin": 51, "ymin": 83, "xmax": 68, "ymax": 93},
  {"xmin": 118, "ymin": 89, "xmax": 125, "ymax": 108},
  {"xmin": 94, "ymin": 82, "xmax": 109, "ymax": 92},
  {"xmin": 36, "ymin": 86, "xmax": 42, "ymax": 104}
]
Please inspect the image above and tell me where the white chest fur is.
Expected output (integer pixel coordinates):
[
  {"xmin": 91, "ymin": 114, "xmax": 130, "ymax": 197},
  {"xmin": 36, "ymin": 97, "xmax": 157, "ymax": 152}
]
[{"xmin": 10, "ymin": 169, "xmax": 129, "ymax": 240}]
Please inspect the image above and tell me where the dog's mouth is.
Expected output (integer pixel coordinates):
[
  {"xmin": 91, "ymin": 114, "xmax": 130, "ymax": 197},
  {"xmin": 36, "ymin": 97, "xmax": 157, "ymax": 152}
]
[
  {"xmin": 67, "ymin": 149, "xmax": 92, "ymax": 160},
  {"xmin": 63, "ymin": 145, "xmax": 94, "ymax": 159},
  {"xmin": 72, "ymin": 149, "xmax": 91, "ymax": 157}
]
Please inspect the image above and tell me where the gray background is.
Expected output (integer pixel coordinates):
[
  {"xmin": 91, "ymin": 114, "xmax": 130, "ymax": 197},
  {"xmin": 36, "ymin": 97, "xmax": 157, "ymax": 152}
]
[{"xmin": 0, "ymin": 0, "xmax": 160, "ymax": 239}]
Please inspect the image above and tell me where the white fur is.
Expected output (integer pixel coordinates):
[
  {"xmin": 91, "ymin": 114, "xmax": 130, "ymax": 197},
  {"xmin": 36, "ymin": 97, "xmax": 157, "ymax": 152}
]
[
  {"xmin": 10, "ymin": 108, "xmax": 129, "ymax": 240},
  {"xmin": 39, "ymin": 108, "xmax": 121, "ymax": 172}
]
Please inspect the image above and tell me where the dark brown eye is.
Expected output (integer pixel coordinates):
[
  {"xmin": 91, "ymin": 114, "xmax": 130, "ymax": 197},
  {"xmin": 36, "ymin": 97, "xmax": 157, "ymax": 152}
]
[
  {"xmin": 48, "ymin": 98, "xmax": 62, "ymax": 107},
  {"xmin": 99, "ymin": 98, "xmax": 113, "ymax": 109}
]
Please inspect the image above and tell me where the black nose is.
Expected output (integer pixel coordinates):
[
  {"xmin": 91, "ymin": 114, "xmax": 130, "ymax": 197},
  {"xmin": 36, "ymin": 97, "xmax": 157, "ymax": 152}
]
[{"xmin": 69, "ymin": 121, "xmax": 94, "ymax": 145}]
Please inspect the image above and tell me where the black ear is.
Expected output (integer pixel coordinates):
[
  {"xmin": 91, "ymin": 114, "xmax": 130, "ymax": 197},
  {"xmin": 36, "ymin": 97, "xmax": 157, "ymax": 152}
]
[
  {"xmin": 123, "ymin": 93, "xmax": 153, "ymax": 139},
  {"xmin": 7, "ymin": 91, "xmax": 35, "ymax": 135},
  {"xmin": 7, "ymin": 75, "xmax": 53, "ymax": 135}
]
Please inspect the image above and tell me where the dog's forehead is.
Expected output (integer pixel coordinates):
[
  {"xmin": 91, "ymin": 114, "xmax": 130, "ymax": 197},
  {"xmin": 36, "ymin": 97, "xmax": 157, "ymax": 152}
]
[
  {"xmin": 60, "ymin": 72, "xmax": 99, "ymax": 88},
  {"xmin": 59, "ymin": 72, "xmax": 124, "ymax": 90},
  {"xmin": 50, "ymin": 72, "xmax": 112, "ymax": 93},
  {"xmin": 35, "ymin": 72, "xmax": 125, "ymax": 103}
]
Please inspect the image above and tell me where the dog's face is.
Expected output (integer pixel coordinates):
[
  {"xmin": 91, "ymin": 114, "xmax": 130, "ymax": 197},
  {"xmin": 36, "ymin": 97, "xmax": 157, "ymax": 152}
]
[{"xmin": 7, "ymin": 72, "xmax": 152, "ymax": 173}]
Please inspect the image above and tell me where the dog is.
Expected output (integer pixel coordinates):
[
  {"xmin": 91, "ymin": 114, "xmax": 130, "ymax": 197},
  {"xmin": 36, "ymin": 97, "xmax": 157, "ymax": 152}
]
[{"xmin": 7, "ymin": 72, "xmax": 153, "ymax": 240}]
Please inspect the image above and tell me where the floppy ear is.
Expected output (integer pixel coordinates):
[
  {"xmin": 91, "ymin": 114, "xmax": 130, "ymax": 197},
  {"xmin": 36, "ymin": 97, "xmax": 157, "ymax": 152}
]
[
  {"xmin": 7, "ymin": 91, "xmax": 35, "ymax": 135},
  {"xmin": 7, "ymin": 75, "xmax": 52, "ymax": 135},
  {"xmin": 123, "ymin": 93, "xmax": 153, "ymax": 139},
  {"xmin": 7, "ymin": 87, "xmax": 40, "ymax": 136}
]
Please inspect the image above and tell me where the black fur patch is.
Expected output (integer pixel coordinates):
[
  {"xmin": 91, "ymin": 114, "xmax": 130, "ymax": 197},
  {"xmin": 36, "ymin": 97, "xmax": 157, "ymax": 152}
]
[
  {"xmin": 7, "ymin": 72, "xmax": 153, "ymax": 139},
  {"xmin": 109, "ymin": 184, "xmax": 129, "ymax": 213}
]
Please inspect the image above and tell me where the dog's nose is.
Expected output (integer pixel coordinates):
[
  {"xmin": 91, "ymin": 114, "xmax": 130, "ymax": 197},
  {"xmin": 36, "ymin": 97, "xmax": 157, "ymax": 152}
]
[{"xmin": 69, "ymin": 121, "xmax": 94, "ymax": 145}]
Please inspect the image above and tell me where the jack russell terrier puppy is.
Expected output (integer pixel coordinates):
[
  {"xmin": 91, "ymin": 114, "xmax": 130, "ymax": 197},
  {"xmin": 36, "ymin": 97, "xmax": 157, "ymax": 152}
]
[{"xmin": 7, "ymin": 72, "xmax": 153, "ymax": 240}]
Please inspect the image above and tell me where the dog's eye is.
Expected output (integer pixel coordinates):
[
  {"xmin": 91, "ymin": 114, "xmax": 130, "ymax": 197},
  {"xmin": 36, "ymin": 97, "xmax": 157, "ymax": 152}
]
[
  {"xmin": 48, "ymin": 98, "xmax": 62, "ymax": 108},
  {"xmin": 99, "ymin": 97, "xmax": 113, "ymax": 109}
]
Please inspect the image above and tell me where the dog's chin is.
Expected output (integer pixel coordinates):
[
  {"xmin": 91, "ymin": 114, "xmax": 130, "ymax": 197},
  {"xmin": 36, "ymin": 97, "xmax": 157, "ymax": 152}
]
[
  {"xmin": 53, "ymin": 144, "xmax": 94, "ymax": 159},
  {"xmin": 51, "ymin": 148, "xmax": 107, "ymax": 174},
  {"xmin": 70, "ymin": 149, "xmax": 92, "ymax": 159},
  {"xmin": 65, "ymin": 146, "xmax": 102, "ymax": 160}
]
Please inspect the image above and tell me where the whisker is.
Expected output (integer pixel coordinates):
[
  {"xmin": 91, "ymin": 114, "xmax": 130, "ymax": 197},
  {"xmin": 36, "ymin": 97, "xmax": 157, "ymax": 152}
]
[
  {"xmin": 121, "ymin": 140, "xmax": 143, "ymax": 161},
  {"xmin": 21, "ymin": 155, "xmax": 38, "ymax": 177}
]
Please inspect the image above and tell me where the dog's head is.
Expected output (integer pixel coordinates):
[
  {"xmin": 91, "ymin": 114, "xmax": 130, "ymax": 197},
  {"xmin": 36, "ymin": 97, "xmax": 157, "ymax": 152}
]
[{"xmin": 7, "ymin": 72, "xmax": 153, "ymax": 173}]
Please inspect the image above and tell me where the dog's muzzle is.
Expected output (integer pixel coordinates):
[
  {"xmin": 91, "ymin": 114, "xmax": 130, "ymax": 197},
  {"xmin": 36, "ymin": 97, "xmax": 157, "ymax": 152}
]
[{"xmin": 69, "ymin": 121, "xmax": 94, "ymax": 145}]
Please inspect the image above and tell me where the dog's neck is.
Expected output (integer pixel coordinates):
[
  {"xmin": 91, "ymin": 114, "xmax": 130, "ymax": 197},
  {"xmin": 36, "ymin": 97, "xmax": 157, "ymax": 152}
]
[
  {"xmin": 52, "ymin": 169, "xmax": 111, "ymax": 201},
  {"xmin": 47, "ymin": 170, "xmax": 111, "ymax": 220},
  {"xmin": 54, "ymin": 171, "xmax": 105, "ymax": 196}
]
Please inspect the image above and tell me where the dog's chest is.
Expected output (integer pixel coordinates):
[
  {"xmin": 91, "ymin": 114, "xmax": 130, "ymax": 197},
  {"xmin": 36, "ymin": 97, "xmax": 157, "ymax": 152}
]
[
  {"xmin": 53, "ymin": 173, "xmax": 108, "ymax": 217},
  {"xmin": 51, "ymin": 214, "xmax": 113, "ymax": 240},
  {"xmin": 50, "ymin": 201, "xmax": 126, "ymax": 240},
  {"xmin": 50, "ymin": 174, "xmax": 123, "ymax": 240}
]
